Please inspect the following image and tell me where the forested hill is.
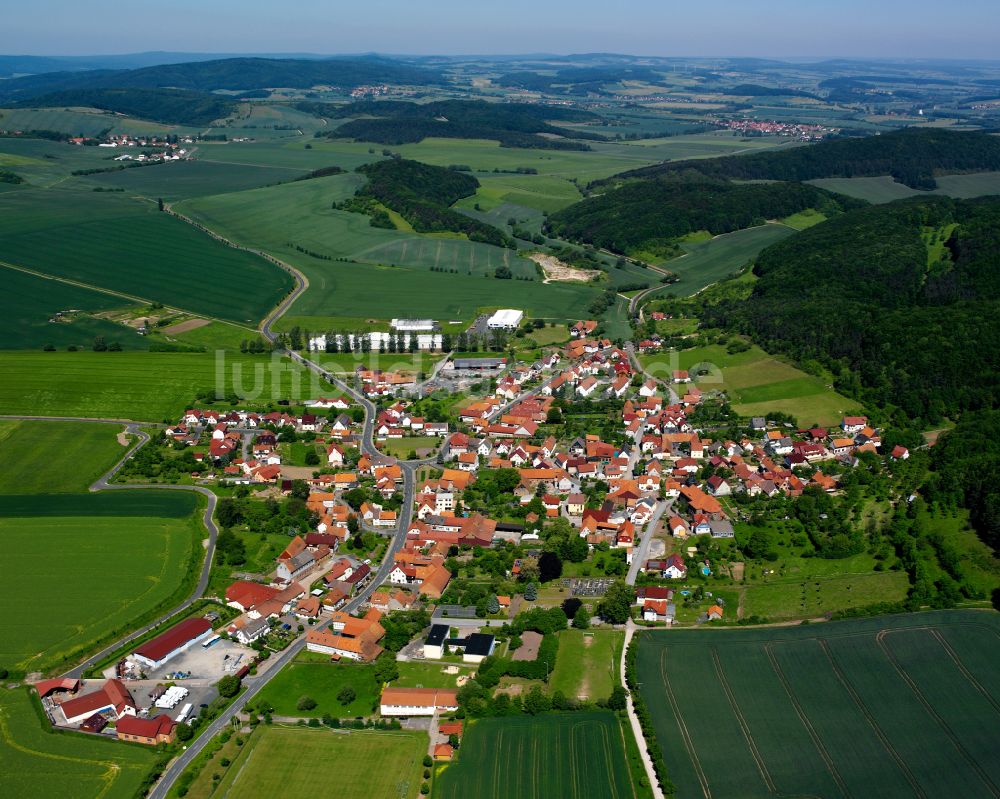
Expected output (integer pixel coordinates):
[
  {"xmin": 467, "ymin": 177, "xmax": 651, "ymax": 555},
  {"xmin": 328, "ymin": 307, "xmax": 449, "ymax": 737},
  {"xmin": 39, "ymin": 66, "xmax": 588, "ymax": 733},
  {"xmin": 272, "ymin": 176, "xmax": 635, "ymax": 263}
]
[
  {"xmin": 320, "ymin": 99, "xmax": 598, "ymax": 150},
  {"xmin": 545, "ymin": 177, "xmax": 861, "ymax": 256},
  {"xmin": 349, "ymin": 158, "xmax": 511, "ymax": 247},
  {"xmin": 926, "ymin": 410, "xmax": 1000, "ymax": 553},
  {"xmin": 17, "ymin": 88, "xmax": 236, "ymax": 126},
  {"xmin": 701, "ymin": 196, "xmax": 1000, "ymax": 423},
  {"xmin": 0, "ymin": 56, "xmax": 441, "ymax": 102},
  {"xmin": 605, "ymin": 128, "xmax": 1000, "ymax": 190}
]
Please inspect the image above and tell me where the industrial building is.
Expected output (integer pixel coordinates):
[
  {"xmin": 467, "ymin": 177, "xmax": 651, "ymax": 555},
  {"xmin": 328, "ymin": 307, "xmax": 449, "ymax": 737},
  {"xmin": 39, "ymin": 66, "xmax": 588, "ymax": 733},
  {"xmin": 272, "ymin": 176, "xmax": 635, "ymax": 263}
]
[
  {"xmin": 391, "ymin": 319, "xmax": 437, "ymax": 332},
  {"xmin": 486, "ymin": 309, "xmax": 524, "ymax": 330},
  {"xmin": 132, "ymin": 618, "xmax": 214, "ymax": 670}
]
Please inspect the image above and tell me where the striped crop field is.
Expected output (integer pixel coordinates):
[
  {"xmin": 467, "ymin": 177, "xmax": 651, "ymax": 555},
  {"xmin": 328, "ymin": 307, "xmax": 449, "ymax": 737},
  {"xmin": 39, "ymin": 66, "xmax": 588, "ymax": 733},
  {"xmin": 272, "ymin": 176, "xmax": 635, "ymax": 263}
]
[
  {"xmin": 634, "ymin": 610, "xmax": 1000, "ymax": 799},
  {"xmin": 434, "ymin": 712, "xmax": 636, "ymax": 799}
]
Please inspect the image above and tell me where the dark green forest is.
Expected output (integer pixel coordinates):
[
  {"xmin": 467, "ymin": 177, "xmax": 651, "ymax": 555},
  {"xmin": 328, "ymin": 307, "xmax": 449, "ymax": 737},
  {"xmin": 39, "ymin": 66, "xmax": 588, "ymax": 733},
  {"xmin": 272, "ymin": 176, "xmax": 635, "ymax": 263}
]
[
  {"xmin": 0, "ymin": 56, "xmax": 441, "ymax": 102},
  {"xmin": 608, "ymin": 128, "xmax": 1000, "ymax": 190},
  {"xmin": 347, "ymin": 158, "xmax": 512, "ymax": 247},
  {"xmin": 926, "ymin": 410, "xmax": 1000, "ymax": 552},
  {"xmin": 546, "ymin": 176, "xmax": 860, "ymax": 255},
  {"xmin": 17, "ymin": 87, "xmax": 236, "ymax": 126},
  {"xmin": 700, "ymin": 196, "xmax": 1000, "ymax": 423},
  {"xmin": 320, "ymin": 99, "xmax": 597, "ymax": 149}
]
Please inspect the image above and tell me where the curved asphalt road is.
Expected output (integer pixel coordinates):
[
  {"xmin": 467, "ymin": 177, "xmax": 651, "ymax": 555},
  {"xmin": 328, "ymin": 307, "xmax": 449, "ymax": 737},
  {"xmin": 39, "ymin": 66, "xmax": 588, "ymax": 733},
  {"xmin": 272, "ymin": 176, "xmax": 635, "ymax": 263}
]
[
  {"xmin": 0, "ymin": 416, "xmax": 219, "ymax": 680},
  {"xmin": 12, "ymin": 210, "xmax": 438, "ymax": 797},
  {"xmin": 143, "ymin": 213, "xmax": 433, "ymax": 797}
]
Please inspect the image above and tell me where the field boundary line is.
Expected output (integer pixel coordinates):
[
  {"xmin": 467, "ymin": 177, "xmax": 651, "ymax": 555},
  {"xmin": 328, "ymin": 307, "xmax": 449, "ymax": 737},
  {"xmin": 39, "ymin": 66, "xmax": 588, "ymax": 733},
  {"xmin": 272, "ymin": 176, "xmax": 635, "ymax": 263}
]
[
  {"xmin": 817, "ymin": 638, "xmax": 924, "ymax": 799},
  {"xmin": 763, "ymin": 642, "xmax": 851, "ymax": 798},
  {"xmin": 929, "ymin": 628, "xmax": 1000, "ymax": 714},
  {"xmin": 876, "ymin": 629, "xmax": 1000, "ymax": 797},
  {"xmin": 659, "ymin": 648, "xmax": 712, "ymax": 799},
  {"xmin": 709, "ymin": 647, "xmax": 776, "ymax": 794}
]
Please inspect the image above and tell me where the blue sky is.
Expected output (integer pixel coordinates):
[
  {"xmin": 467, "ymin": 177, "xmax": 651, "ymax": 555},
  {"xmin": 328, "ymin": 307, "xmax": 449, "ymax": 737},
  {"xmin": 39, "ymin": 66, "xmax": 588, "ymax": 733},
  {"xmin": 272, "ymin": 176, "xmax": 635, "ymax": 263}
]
[{"xmin": 3, "ymin": 0, "xmax": 998, "ymax": 59}]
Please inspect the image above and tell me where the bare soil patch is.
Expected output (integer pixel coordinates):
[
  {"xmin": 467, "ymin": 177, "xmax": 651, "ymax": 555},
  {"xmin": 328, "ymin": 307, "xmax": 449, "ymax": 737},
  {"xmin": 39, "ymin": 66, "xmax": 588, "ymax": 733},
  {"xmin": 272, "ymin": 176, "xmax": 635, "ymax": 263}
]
[
  {"xmin": 162, "ymin": 317, "xmax": 211, "ymax": 335},
  {"xmin": 528, "ymin": 252, "xmax": 598, "ymax": 284},
  {"xmin": 511, "ymin": 630, "xmax": 543, "ymax": 662}
]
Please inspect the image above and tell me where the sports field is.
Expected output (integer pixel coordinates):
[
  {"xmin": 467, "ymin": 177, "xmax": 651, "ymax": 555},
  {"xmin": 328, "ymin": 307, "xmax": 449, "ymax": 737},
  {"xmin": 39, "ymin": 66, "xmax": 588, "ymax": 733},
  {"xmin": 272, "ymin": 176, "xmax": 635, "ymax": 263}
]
[
  {"xmin": 641, "ymin": 343, "xmax": 858, "ymax": 426},
  {"xmin": 634, "ymin": 610, "xmax": 1000, "ymax": 799},
  {"xmin": 0, "ymin": 265, "xmax": 145, "ymax": 350},
  {"xmin": 0, "ymin": 689, "xmax": 159, "ymax": 799},
  {"xmin": 549, "ymin": 630, "xmax": 623, "ymax": 702},
  {"xmin": 0, "ymin": 189, "xmax": 292, "ymax": 324},
  {"xmin": 434, "ymin": 712, "xmax": 636, "ymax": 799},
  {"xmin": 0, "ymin": 351, "xmax": 313, "ymax": 421},
  {"xmin": 0, "ymin": 419, "xmax": 127, "ymax": 493},
  {"xmin": 256, "ymin": 661, "xmax": 380, "ymax": 718},
  {"xmin": 215, "ymin": 726, "xmax": 426, "ymax": 799}
]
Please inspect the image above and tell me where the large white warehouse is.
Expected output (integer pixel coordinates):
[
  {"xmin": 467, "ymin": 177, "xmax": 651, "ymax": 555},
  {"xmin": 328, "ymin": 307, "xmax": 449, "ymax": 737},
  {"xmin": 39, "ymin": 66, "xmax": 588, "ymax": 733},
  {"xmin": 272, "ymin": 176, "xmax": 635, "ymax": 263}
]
[{"xmin": 486, "ymin": 309, "xmax": 524, "ymax": 330}]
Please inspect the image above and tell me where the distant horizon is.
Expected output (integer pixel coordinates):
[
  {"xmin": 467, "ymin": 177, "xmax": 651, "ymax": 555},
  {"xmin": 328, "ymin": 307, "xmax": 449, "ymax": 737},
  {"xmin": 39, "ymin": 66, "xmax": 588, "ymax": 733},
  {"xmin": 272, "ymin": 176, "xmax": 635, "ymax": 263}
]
[
  {"xmin": 3, "ymin": 49, "xmax": 1000, "ymax": 66},
  {"xmin": 3, "ymin": 0, "xmax": 998, "ymax": 61}
]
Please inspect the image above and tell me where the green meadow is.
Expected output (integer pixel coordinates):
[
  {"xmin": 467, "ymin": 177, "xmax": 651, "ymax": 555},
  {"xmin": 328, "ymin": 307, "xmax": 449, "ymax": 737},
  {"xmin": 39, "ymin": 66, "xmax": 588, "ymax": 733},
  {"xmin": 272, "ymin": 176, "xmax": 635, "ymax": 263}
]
[
  {"xmin": 179, "ymin": 175, "xmax": 603, "ymax": 327},
  {"xmin": 0, "ymin": 106, "xmax": 198, "ymax": 138},
  {"xmin": 256, "ymin": 661, "xmax": 380, "ymax": 718},
  {"xmin": 641, "ymin": 342, "xmax": 858, "ymax": 426},
  {"xmin": 84, "ymin": 159, "xmax": 307, "ymax": 201},
  {"xmin": 0, "ymin": 351, "xmax": 314, "ymax": 421},
  {"xmin": 0, "ymin": 419, "xmax": 200, "ymax": 674},
  {"xmin": 658, "ymin": 223, "xmax": 797, "ymax": 295},
  {"xmin": 0, "ymin": 689, "xmax": 159, "ymax": 799},
  {"xmin": 209, "ymin": 726, "xmax": 426, "ymax": 799},
  {"xmin": 0, "ymin": 419, "xmax": 127, "ymax": 493},
  {"xmin": 810, "ymin": 171, "xmax": 1000, "ymax": 204},
  {"xmin": 0, "ymin": 265, "xmax": 146, "ymax": 351},
  {"xmin": 0, "ymin": 189, "xmax": 292, "ymax": 325}
]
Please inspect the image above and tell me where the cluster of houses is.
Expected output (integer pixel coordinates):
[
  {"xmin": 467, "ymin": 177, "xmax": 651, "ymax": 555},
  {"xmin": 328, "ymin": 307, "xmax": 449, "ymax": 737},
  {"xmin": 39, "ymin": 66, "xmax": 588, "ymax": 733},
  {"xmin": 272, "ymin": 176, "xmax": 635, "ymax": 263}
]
[
  {"xmin": 163, "ymin": 399, "xmax": 368, "ymax": 485},
  {"xmin": 374, "ymin": 400, "xmax": 449, "ymax": 440}
]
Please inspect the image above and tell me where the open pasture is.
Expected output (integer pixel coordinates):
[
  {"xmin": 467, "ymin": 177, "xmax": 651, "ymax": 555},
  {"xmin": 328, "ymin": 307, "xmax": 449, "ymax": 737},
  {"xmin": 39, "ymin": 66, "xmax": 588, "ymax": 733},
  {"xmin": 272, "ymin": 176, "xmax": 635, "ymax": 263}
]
[
  {"xmin": 0, "ymin": 106, "xmax": 197, "ymax": 138},
  {"xmin": 662, "ymin": 223, "xmax": 796, "ymax": 295},
  {"xmin": 256, "ymin": 661, "xmax": 380, "ymax": 718},
  {"xmin": 434, "ymin": 711, "xmax": 636, "ymax": 799},
  {"xmin": 641, "ymin": 343, "xmax": 856, "ymax": 426},
  {"xmin": 83, "ymin": 158, "xmax": 306, "ymax": 201},
  {"xmin": 180, "ymin": 173, "xmax": 539, "ymax": 278},
  {"xmin": 0, "ymin": 419, "xmax": 127, "ymax": 494},
  {"xmin": 215, "ymin": 726, "xmax": 426, "ymax": 799},
  {"xmin": 0, "ymin": 265, "xmax": 146, "ymax": 351},
  {"xmin": 0, "ymin": 504, "xmax": 198, "ymax": 673},
  {"xmin": 0, "ymin": 137, "xmax": 131, "ymax": 186},
  {"xmin": 0, "ymin": 351, "xmax": 312, "ymax": 421},
  {"xmin": 0, "ymin": 689, "xmax": 159, "ymax": 799},
  {"xmin": 810, "ymin": 172, "xmax": 1000, "ymax": 204},
  {"xmin": 0, "ymin": 189, "xmax": 292, "ymax": 324},
  {"xmin": 634, "ymin": 611, "xmax": 1000, "ymax": 799}
]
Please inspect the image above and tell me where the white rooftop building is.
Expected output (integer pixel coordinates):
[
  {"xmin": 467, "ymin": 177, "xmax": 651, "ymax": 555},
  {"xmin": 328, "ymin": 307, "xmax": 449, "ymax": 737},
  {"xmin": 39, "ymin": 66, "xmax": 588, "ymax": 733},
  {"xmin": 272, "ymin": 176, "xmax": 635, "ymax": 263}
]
[
  {"xmin": 486, "ymin": 309, "xmax": 524, "ymax": 330},
  {"xmin": 391, "ymin": 319, "xmax": 437, "ymax": 332}
]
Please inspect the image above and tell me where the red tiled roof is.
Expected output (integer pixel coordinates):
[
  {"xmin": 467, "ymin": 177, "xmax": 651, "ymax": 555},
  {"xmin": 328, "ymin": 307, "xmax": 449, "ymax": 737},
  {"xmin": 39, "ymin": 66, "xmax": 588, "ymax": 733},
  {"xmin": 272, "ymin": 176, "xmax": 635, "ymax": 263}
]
[
  {"xmin": 116, "ymin": 714, "xmax": 175, "ymax": 739},
  {"xmin": 134, "ymin": 618, "xmax": 212, "ymax": 663}
]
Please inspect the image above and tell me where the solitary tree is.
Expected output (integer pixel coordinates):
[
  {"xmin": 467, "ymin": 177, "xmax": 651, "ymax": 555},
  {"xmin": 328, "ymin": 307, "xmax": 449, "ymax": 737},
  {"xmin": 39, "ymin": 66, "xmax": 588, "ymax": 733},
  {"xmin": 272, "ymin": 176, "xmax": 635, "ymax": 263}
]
[
  {"xmin": 217, "ymin": 674, "xmax": 241, "ymax": 698},
  {"xmin": 337, "ymin": 686, "xmax": 357, "ymax": 706},
  {"xmin": 297, "ymin": 695, "xmax": 317, "ymax": 711}
]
